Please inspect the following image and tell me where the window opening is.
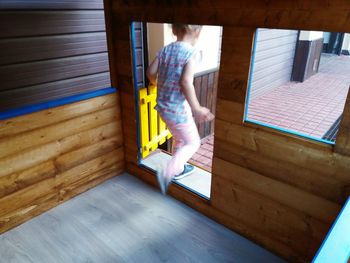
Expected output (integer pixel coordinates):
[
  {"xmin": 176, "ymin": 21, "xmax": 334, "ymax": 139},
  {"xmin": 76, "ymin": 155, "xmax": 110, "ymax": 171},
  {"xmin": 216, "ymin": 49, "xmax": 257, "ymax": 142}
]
[{"xmin": 245, "ymin": 29, "xmax": 350, "ymax": 144}]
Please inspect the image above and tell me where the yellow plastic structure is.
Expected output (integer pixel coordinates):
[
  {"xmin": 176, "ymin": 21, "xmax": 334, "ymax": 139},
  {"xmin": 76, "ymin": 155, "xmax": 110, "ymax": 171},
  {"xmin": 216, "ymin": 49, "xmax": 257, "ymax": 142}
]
[{"xmin": 139, "ymin": 85, "xmax": 172, "ymax": 158}]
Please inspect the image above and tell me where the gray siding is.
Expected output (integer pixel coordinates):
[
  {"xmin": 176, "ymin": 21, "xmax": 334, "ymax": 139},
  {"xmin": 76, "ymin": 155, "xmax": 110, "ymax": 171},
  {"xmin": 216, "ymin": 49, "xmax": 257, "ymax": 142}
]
[
  {"xmin": 0, "ymin": 1, "xmax": 111, "ymax": 111},
  {"xmin": 133, "ymin": 22, "xmax": 146, "ymax": 88},
  {"xmin": 250, "ymin": 29, "xmax": 298, "ymax": 98}
]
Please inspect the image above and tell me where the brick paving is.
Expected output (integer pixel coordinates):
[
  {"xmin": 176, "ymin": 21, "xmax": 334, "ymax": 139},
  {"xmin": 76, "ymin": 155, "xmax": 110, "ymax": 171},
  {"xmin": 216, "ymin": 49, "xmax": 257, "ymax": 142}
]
[
  {"xmin": 190, "ymin": 135, "xmax": 214, "ymax": 172},
  {"xmin": 247, "ymin": 54, "xmax": 350, "ymax": 140},
  {"xmin": 189, "ymin": 55, "xmax": 350, "ymax": 173}
]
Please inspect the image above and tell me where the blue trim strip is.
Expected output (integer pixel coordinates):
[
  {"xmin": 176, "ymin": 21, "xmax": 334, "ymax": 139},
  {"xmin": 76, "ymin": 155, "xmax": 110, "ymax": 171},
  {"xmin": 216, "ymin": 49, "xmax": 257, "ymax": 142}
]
[
  {"xmin": 0, "ymin": 87, "xmax": 117, "ymax": 120},
  {"xmin": 246, "ymin": 119, "xmax": 335, "ymax": 145},
  {"xmin": 312, "ymin": 197, "xmax": 350, "ymax": 263},
  {"xmin": 130, "ymin": 22, "xmax": 142, "ymax": 163}
]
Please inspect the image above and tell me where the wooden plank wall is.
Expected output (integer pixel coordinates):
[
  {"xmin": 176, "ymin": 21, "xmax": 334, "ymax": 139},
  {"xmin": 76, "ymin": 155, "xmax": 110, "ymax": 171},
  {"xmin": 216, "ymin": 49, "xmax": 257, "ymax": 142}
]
[
  {"xmin": 0, "ymin": 0, "xmax": 111, "ymax": 111},
  {"xmin": 105, "ymin": 1, "xmax": 350, "ymax": 262},
  {"xmin": 0, "ymin": 93, "xmax": 124, "ymax": 234}
]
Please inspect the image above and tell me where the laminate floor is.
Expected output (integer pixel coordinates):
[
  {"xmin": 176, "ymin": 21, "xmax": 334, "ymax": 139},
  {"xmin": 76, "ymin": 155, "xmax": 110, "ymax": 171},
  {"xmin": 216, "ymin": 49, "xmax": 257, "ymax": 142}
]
[{"xmin": 0, "ymin": 173, "xmax": 286, "ymax": 263}]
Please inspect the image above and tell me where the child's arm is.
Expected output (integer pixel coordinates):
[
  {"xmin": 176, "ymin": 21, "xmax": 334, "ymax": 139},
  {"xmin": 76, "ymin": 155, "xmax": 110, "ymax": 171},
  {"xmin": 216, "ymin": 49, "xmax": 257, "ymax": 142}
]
[
  {"xmin": 146, "ymin": 57, "xmax": 159, "ymax": 85},
  {"xmin": 180, "ymin": 59, "xmax": 214, "ymax": 122}
]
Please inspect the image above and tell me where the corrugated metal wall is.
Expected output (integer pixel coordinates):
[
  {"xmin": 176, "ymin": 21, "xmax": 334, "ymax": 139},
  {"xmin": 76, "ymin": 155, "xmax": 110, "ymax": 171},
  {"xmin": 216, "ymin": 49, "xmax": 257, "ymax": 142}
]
[
  {"xmin": 0, "ymin": 0, "xmax": 111, "ymax": 111},
  {"xmin": 250, "ymin": 29, "xmax": 298, "ymax": 98}
]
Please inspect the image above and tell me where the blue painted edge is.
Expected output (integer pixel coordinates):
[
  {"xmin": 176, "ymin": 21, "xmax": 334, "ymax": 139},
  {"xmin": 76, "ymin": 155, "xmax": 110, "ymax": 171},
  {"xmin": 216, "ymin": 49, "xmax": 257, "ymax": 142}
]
[
  {"xmin": 130, "ymin": 21, "xmax": 143, "ymax": 164},
  {"xmin": 0, "ymin": 87, "xmax": 117, "ymax": 121},
  {"xmin": 312, "ymin": 196, "xmax": 350, "ymax": 263},
  {"xmin": 243, "ymin": 29, "xmax": 334, "ymax": 146},
  {"xmin": 246, "ymin": 119, "xmax": 335, "ymax": 145}
]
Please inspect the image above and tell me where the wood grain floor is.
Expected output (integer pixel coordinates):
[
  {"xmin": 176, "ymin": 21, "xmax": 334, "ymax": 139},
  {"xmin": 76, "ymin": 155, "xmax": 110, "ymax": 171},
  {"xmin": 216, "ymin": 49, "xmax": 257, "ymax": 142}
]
[{"xmin": 0, "ymin": 173, "xmax": 286, "ymax": 263}]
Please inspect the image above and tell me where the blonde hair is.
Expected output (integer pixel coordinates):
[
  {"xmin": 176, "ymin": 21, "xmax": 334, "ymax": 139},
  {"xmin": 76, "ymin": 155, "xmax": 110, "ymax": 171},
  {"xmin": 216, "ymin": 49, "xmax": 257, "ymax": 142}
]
[{"xmin": 172, "ymin": 24, "xmax": 202, "ymax": 36}]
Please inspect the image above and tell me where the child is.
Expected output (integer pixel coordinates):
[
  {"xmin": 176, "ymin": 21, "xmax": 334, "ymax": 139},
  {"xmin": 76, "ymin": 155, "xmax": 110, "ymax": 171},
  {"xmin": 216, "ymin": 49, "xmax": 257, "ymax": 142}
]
[{"xmin": 146, "ymin": 24, "xmax": 214, "ymax": 194}]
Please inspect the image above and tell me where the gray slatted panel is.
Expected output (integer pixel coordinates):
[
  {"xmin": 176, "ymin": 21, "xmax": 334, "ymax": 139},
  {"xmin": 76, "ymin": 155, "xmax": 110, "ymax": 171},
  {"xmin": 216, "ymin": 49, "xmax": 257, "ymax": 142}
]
[
  {"xmin": 0, "ymin": 11, "xmax": 106, "ymax": 38},
  {"xmin": 0, "ymin": 32, "xmax": 107, "ymax": 65},
  {"xmin": 0, "ymin": 73, "xmax": 110, "ymax": 111},
  {"xmin": 250, "ymin": 29, "xmax": 298, "ymax": 98},
  {"xmin": 0, "ymin": 53, "xmax": 109, "ymax": 91},
  {"xmin": 0, "ymin": 0, "xmax": 103, "ymax": 9},
  {"xmin": 0, "ymin": 0, "xmax": 112, "ymax": 112}
]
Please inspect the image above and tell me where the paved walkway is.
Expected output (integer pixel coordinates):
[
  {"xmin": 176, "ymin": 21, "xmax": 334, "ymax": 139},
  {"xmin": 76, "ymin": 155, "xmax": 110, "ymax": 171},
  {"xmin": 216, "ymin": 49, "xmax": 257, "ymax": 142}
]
[
  {"xmin": 247, "ymin": 54, "xmax": 350, "ymax": 140},
  {"xmin": 190, "ymin": 134, "xmax": 214, "ymax": 172}
]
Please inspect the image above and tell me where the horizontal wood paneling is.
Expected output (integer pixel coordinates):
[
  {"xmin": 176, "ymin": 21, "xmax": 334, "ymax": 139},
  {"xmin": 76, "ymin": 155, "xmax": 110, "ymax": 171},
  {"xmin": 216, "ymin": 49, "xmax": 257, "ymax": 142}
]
[
  {"xmin": 254, "ymin": 42, "xmax": 297, "ymax": 63},
  {"xmin": 214, "ymin": 137, "xmax": 344, "ymax": 203},
  {"xmin": 0, "ymin": 115, "xmax": 120, "ymax": 178},
  {"xmin": 109, "ymin": 1, "xmax": 350, "ymax": 10},
  {"xmin": 105, "ymin": 1, "xmax": 350, "ymax": 262},
  {"xmin": 0, "ymin": 161, "xmax": 55, "ymax": 199},
  {"xmin": 250, "ymin": 29, "xmax": 298, "ymax": 98},
  {"xmin": 0, "ymin": 93, "xmax": 124, "ymax": 234},
  {"xmin": 213, "ymin": 157, "xmax": 340, "ymax": 224},
  {"xmin": 214, "ymin": 118, "xmax": 350, "ymax": 183},
  {"xmin": 0, "ymin": 11, "xmax": 106, "ymax": 38},
  {"xmin": 0, "ymin": 73, "xmax": 111, "ymax": 111},
  {"xmin": 110, "ymin": 2, "xmax": 350, "ymax": 32},
  {"xmin": 211, "ymin": 175, "xmax": 326, "ymax": 259},
  {"xmin": 0, "ymin": 0, "xmax": 111, "ymax": 112},
  {"xmin": 0, "ymin": 53, "xmax": 109, "ymax": 91},
  {"xmin": 0, "ymin": 107, "xmax": 118, "ymax": 160},
  {"xmin": 0, "ymin": 93, "xmax": 117, "ymax": 138},
  {"xmin": 0, "ymin": 32, "xmax": 108, "ymax": 65}
]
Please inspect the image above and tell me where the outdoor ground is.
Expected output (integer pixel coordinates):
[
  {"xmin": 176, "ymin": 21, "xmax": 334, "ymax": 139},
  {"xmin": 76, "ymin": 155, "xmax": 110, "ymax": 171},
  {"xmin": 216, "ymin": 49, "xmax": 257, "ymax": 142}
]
[
  {"xmin": 189, "ymin": 135, "xmax": 214, "ymax": 172},
  {"xmin": 247, "ymin": 54, "xmax": 350, "ymax": 141},
  {"xmin": 190, "ymin": 54, "xmax": 350, "ymax": 172}
]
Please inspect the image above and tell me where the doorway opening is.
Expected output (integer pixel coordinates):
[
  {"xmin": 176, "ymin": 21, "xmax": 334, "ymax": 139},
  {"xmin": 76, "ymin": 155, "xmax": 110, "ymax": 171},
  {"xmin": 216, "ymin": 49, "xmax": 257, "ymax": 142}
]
[{"xmin": 131, "ymin": 22, "xmax": 222, "ymax": 199}]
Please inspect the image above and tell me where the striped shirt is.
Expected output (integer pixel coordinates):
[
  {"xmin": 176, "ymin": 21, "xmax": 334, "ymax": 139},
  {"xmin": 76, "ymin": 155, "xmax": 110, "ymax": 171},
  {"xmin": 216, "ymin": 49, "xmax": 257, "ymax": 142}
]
[{"xmin": 156, "ymin": 41, "xmax": 196, "ymax": 124}]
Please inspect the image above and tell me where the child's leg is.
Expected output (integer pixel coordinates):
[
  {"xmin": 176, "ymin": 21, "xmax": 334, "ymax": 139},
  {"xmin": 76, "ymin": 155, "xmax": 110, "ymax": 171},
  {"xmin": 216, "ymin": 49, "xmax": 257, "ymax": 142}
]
[
  {"xmin": 165, "ymin": 118, "xmax": 200, "ymax": 180},
  {"xmin": 171, "ymin": 134, "xmax": 184, "ymax": 154}
]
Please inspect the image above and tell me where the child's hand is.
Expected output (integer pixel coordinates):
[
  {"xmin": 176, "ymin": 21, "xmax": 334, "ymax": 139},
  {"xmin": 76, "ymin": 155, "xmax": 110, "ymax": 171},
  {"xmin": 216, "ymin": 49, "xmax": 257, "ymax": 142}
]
[{"xmin": 193, "ymin": 107, "xmax": 215, "ymax": 123}]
